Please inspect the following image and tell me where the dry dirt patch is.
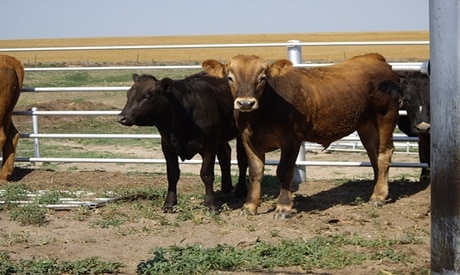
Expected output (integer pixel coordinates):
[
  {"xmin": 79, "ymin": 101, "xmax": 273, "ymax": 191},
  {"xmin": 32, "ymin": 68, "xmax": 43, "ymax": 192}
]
[{"xmin": 0, "ymin": 156, "xmax": 430, "ymax": 274}]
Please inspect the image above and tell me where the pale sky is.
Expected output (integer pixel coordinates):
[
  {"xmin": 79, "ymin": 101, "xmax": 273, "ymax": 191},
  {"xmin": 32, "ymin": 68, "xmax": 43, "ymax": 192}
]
[{"xmin": 1, "ymin": 0, "xmax": 429, "ymax": 40}]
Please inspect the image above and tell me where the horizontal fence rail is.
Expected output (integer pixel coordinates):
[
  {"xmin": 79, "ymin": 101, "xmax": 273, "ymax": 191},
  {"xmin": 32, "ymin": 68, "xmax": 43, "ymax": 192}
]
[
  {"xmin": 0, "ymin": 40, "xmax": 429, "ymax": 53},
  {"xmin": 20, "ymin": 62, "xmax": 426, "ymax": 73},
  {"xmin": 3, "ymin": 40, "xmax": 430, "ymax": 172}
]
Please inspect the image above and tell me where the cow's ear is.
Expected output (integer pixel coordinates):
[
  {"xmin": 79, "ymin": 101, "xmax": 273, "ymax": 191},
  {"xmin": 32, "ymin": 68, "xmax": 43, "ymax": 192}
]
[
  {"xmin": 132, "ymin": 74, "xmax": 139, "ymax": 82},
  {"xmin": 159, "ymin": 78, "xmax": 174, "ymax": 94},
  {"xmin": 267, "ymin": 59, "xmax": 293, "ymax": 77},
  {"xmin": 201, "ymin": 59, "xmax": 227, "ymax": 78}
]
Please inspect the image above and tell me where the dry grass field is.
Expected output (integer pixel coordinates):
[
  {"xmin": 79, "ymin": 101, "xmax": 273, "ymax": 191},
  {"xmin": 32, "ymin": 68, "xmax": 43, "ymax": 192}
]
[{"xmin": 1, "ymin": 31, "xmax": 429, "ymax": 66}]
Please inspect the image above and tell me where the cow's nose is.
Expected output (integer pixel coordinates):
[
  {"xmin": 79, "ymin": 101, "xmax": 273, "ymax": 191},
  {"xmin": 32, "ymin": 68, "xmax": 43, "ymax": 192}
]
[
  {"xmin": 117, "ymin": 115, "xmax": 128, "ymax": 125},
  {"xmin": 234, "ymin": 98, "xmax": 258, "ymax": 111},
  {"xmin": 415, "ymin": 122, "xmax": 431, "ymax": 134}
]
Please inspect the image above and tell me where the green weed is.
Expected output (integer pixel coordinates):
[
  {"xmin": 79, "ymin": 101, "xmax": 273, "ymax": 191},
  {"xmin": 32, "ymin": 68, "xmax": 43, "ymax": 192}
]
[
  {"xmin": 137, "ymin": 234, "xmax": 415, "ymax": 274},
  {"xmin": 0, "ymin": 254, "xmax": 123, "ymax": 275},
  {"xmin": 9, "ymin": 203, "xmax": 48, "ymax": 226}
]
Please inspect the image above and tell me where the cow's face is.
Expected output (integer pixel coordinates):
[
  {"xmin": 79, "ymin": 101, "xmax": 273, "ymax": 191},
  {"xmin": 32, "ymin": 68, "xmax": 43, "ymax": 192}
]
[
  {"xmin": 118, "ymin": 74, "xmax": 169, "ymax": 126},
  {"xmin": 400, "ymin": 73, "xmax": 430, "ymax": 134},
  {"xmin": 202, "ymin": 55, "xmax": 293, "ymax": 112}
]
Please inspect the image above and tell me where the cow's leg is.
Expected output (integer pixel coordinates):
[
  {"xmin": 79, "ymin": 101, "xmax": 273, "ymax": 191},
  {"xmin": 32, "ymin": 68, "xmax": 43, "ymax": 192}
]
[
  {"xmin": 234, "ymin": 136, "xmax": 248, "ymax": 198},
  {"xmin": 0, "ymin": 124, "xmax": 7, "ymax": 181},
  {"xmin": 274, "ymin": 141, "xmax": 301, "ymax": 219},
  {"xmin": 161, "ymin": 141, "xmax": 180, "ymax": 212},
  {"xmin": 1, "ymin": 121, "xmax": 19, "ymax": 181},
  {"xmin": 200, "ymin": 147, "xmax": 218, "ymax": 212},
  {"xmin": 216, "ymin": 142, "xmax": 233, "ymax": 193},
  {"xmin": 241, "ymin": 135, "xmax": 265, "ymax": 215},
  {"xmin": 358, "ymin": 116, "xmax": 396, "ymax": 206},
  {"xmin": 418, "ymin": 134, "xmax": 431, "ymax": 181}
]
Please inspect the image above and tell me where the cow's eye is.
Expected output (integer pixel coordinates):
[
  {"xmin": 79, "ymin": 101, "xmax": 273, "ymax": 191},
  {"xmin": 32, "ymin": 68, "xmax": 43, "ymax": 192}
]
[
  {"xmin": 259, "ymin": 75, "xmax": 266, "ymax": 83},
  {"xmin": 143, "ymin": 93, "xmax": 152, "ymax": 100},
  {"xmin": 227, "ymin": 76, "xmax": 233, "ymax": 83}
]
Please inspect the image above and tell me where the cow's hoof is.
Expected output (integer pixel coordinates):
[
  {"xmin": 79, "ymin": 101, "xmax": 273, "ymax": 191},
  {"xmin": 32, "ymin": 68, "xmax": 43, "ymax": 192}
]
[
  {"xmin": 207, "ymin": 205, "xmax": 220, "ymax": 214},
  {"xmin": 162, "ymin": 206, "xmax": 175, "ymax": 213},
  {"xmin": 239, "ymin": 207, "xmax": 257, "ymax": 216},
  {"xmin": 273, "ymin": 207, "xmax": 292, "ymax": 219},
  {"xmin": 368, "ymin": 199, "xmax": 385, "ymax": 207}
]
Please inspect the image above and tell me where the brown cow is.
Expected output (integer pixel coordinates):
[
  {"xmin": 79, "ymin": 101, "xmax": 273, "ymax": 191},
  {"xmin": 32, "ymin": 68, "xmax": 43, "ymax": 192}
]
[
  {"xmin": 202, "ymin": 53, "xmax": 401, "ymax": 218},
  {"xmin": 0, "ymin": 55, "xmax": 23, "ymax": 181}
]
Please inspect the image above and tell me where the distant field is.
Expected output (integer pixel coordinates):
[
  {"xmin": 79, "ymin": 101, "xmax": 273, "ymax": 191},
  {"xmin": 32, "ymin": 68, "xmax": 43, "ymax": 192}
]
[{"xmin": 1, "ymin": 31, "xmax": 429, "ymax": 66}]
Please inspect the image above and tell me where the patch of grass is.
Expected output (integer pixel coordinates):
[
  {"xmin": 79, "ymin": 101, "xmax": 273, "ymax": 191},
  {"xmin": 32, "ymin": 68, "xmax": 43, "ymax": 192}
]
[
  {"xmin": 0, "ymin": 231, "xmax": 30, "ymax": 247},
  {"xmin": 9, "ymin": 203, "xmax": 48, "ymax": 226},
  {"xmin": 0, "ymin": 253, "xmax": 123, "ymax": 275},
  {"xmin": 90, "ymin": 204, "xmax": 129, "ymax": 228},
  {"xmin": 137, "ymin": 234, "xmax": 416, "ymax": 274},
  {"xmin": 37, "ymin": 190, "xmax": 62, "ymax": 205},
  {"xmin": 0, "ymin": 183, "xmax": 31, "ymax": 205}
]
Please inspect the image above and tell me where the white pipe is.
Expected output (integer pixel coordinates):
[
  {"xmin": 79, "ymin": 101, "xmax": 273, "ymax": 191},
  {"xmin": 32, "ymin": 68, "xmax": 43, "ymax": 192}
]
[
  {"xmin": 0, "ymin": 40, "xmax": 429, "ymax": 53},
  {"xmin": 12, "ymin": 157, "xmax": 428, "ymax": 168}
]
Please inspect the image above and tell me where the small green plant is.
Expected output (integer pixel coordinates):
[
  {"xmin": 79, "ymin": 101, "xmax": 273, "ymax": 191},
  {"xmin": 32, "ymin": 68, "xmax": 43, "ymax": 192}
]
[
  {"xmin": 0, "ymin": 231, "xmax": 30, "ymax": 247},
  {"xmin": 9, "ymin": 203, "xmax": 48, "ymax": 226},
  {"xmin": 37, "ymin": 190, "xmax": 62, "ymax": 205},
  {"xmin": 1, "ymin": 183, "xmax": 30, "ymax": 205},
  {"xmin": 0, "ymin": 254, "xmax": 124, "ymax": 274}
]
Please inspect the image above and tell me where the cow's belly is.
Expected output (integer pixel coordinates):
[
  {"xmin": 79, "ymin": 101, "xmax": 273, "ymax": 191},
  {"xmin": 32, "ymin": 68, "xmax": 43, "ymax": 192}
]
[
  {"xmin": 173, "ymin": 139, "xmax": 201, "ymax": 161},
  {"xmin": 301, "ymin": 115, "xmax": 363, "ymax": 148}
]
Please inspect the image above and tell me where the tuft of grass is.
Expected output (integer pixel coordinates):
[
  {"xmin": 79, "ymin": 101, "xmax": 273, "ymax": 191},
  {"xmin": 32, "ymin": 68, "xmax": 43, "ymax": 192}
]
[
  {"xmin": 137, "ymin": 233, "xmax": 418, "ymax": 274},
  {"xmin": 0, "ymin": 253, "xmax": 124, "ymax": 275},
  {"xmin": 9, "ymin": 203, "xmax": 48, "ymax": 226},
  {"xmin": 0, "ymin": 183, "xmax": 31, "ymax": 206},
  {"xmin": 37, "ymin": 190, "xmax": 62, "ymax": 205}
]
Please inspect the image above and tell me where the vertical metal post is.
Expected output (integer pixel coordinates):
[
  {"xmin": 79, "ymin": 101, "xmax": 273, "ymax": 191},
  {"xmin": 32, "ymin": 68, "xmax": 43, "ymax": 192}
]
[
  {"xmin": 287, "ymin": 40, "xmax": 306, "ymax": 183},
  {"xmin": 429, "ymin": 0, "xmax": 460, "ymax": 274},
  {"xmin": 31, "ymin": 107, "xmax": 40, "ymax": 164}
]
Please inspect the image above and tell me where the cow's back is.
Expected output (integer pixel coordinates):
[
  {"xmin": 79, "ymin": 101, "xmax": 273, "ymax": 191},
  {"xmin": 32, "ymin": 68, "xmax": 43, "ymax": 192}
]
[
  {"xmin": 171, "ymin": 73, "xmax": 237, "ymax": 140},
  {"xmin": 267, "ymin": 53, "xmax": 400, "ymax": 145}
]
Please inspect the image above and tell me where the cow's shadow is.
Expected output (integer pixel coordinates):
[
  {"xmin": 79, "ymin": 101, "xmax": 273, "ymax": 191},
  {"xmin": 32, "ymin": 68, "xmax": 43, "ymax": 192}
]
[
  {"xmin": 293, "ymin": 178, "xmax": 430, "ymax": 213},
  {"xmin": 222, "ymin": 175, "xmax": 430, "ymax": 213},
  {"xmin": 8, "ymin": 167, "xmax": 36, "ymax": 182}
]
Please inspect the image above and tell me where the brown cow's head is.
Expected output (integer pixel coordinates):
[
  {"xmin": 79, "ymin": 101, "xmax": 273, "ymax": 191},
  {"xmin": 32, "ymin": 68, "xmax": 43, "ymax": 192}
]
[
  {"xmin": 202, "ymin": 55, "xmax": 293, "ymax": 112},
  {"xmin": 118, "ymin": 74, "xmax": 170, "ymax": 126}
]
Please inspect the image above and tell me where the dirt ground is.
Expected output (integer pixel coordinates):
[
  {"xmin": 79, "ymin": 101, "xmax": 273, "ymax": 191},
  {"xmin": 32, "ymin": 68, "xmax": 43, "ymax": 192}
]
[{"xmin": 0, "ymin": 151, "xmax": 430, "ymax": 274}]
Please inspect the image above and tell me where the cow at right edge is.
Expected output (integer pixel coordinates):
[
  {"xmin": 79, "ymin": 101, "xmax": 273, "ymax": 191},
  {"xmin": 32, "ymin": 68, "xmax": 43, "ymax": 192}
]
[{"xmin": 397, "ymin": 70, "xmax": 430, "ymax": 181}]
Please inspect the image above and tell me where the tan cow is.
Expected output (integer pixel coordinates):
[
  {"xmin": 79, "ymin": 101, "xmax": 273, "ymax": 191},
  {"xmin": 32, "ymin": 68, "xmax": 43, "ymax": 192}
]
[
  {"xmin": 203, "ymin": 53, "xmax": 401, "ymax": 218},
  {"xmin": 0, "ymin": 55, "xmax": 23, "ymax": 181}
]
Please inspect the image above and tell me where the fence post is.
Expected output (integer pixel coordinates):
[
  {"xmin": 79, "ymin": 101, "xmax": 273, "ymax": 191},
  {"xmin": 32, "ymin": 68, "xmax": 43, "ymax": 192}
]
[
  {"xmin": 287, "ymin": 40, "xmax": 306, "ymax": 184},
  {"xmin": 429, "ymin": 0, "xmax": 460, "ymax": 273},
  {"xmin": 31, "ymin": 107, "xmax": 40, "ymax": 163}
]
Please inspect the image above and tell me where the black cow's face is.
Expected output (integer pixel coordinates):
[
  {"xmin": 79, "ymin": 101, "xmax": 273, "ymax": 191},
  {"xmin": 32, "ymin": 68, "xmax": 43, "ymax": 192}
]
[
  {"xmin": 400, "ymin": 72, "xmax": 430, "ymax": 134},
  {"xmin": 118, "ymin": 74, "xmax": 169, "ymax": 127}
]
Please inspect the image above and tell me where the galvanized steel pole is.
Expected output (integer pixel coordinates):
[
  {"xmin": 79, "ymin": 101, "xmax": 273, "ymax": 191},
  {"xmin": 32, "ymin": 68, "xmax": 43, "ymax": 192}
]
[
  {"xmin": 287, "ymin": 40, "xmax": 307, "ymax": 183},
  {"xmin": 430, "ymin": 0, "xmax": 460, "ymax": 273}
]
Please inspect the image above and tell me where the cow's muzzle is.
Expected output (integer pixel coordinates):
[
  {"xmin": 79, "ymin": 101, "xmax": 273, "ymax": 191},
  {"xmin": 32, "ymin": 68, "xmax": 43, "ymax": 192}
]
[
  {"xmin": 415, "ymin": 122, "xmax": 430, "ymax": 134},
  {"xmin": 234, "ymin": 97, "xmax": 258, "ymax": 112},
  {"xmin": 117, "ymin": 115, "xmax": 133, "ymax": 126}
]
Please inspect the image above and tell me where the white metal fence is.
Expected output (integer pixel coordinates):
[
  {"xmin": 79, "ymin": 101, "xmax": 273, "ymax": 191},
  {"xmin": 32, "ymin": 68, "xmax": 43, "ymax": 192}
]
[{"xmin": 3, "ymin": 40, "xmax": 429, "ymax": 170}]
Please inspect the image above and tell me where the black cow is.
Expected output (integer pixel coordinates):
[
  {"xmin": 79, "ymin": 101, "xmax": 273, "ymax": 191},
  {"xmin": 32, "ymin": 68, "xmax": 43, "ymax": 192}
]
[
  {"xmin": 117, "ymin": 72, "xmax": 247, "ymax": 212},
  {"xmin": 397, "ymin": 71, "xmax": 430, "ymax": 180}
]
